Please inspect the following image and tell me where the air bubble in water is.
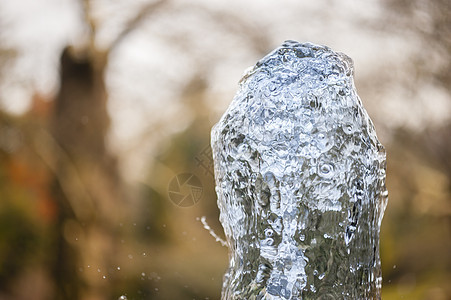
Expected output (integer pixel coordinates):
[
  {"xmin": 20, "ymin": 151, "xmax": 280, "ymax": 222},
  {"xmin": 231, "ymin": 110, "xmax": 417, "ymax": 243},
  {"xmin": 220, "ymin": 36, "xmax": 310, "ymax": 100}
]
[{"xmin": 318, "ymin": 162, "xmax": 335, "ymax": 178}]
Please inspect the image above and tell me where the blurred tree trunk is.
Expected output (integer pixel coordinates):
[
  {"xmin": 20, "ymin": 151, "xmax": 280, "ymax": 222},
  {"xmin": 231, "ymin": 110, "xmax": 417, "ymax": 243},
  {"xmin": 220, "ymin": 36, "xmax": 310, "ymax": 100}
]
[
  {"xmin": 50, "ymin": 47, "xmax": 122, "ymax": 300},
  {"xmin": 48, "ymin": 0, "xmax": 167, "ymax": 296},
  {"xmin": 54, "ymin": 48, "xmax": 110, "ymax": 168},
  {"xmin": 43, "ymin": 1, "xmax": 168, "ymax": 298}
]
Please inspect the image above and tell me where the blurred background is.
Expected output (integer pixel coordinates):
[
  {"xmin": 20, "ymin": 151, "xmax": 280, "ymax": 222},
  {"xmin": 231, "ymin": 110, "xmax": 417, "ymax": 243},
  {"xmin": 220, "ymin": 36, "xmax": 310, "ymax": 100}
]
[{"xmin": 0, "ymin": 0, "xmax": 450, "ymax": 299}]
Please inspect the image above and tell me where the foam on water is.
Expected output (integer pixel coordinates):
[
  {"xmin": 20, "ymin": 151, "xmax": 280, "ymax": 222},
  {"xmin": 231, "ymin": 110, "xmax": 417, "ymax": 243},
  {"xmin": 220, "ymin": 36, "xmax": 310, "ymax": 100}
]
[{"xmin": 211, "ymin": 41, "xmax": 387, "ymax": 299}]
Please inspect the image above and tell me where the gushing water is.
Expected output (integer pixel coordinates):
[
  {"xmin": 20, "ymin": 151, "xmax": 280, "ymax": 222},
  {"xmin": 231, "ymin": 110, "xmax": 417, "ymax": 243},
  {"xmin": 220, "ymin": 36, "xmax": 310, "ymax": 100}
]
[{"xmin": 211, "ymin": 41, "xmax": 387, "ymax": 299}]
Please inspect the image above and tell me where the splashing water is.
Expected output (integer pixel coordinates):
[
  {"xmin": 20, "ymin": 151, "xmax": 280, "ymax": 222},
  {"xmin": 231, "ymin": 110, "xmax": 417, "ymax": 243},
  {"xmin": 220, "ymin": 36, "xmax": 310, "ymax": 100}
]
[
  {"xmin": 211, "ymin": 41, "xmax": 388, "ymax": 299},
  {"xmin": 199, "ymin": 216, "xmax": 227, "ymax": 247}
]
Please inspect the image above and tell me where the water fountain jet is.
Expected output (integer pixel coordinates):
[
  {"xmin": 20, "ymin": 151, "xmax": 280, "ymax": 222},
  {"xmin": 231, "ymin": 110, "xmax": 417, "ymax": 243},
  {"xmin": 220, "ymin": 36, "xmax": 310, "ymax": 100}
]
[{"xmin": 211, "ymin": 41, "xmax": 388, "ymax": 299}]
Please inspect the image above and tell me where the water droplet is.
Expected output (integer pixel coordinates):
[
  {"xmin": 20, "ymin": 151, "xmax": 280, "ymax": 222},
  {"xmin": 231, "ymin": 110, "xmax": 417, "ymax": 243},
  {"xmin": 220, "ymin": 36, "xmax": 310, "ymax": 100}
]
[
  {"xmin": 264, "ymin": 172, "xmax": 277, "ymax": 188},
  {"xmin": 256, "ymin": 263, "xmax": 272, "ymax": 284},
  {"xmin": 269, "ymin": 82, "xmax": 277, "ymax": 92},
  {"xmin": 343, "ymin": 123, "xmax": 354, "ymax": 134},
  {"xmin": 318, "ymin": 162, "xmax": 335, "ymax": 178},
  {"xmin": 264, "ymin": 228, "xmax": 274, "ymax": 237},
  {"xmin": 118, "ymin": 296, "xmax": 127, "ymax": 300},
  {"xmin": 263, "ymin": 238, "xmax": 274, "ymax": 246}
]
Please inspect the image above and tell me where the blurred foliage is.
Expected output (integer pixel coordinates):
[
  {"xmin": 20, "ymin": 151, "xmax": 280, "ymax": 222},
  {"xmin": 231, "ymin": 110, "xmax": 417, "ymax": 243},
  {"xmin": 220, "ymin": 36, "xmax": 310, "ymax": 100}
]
[
  {"xmin": 0, "ymin": 110, "xmax": 55, "ymax": 298},
  {"xmin": 380, "ymin": 129, "xmax": 451, "ymax": 300},
  {"xmin": 378, "ymin": 2, "xmax": 451, "ymax": 298}
]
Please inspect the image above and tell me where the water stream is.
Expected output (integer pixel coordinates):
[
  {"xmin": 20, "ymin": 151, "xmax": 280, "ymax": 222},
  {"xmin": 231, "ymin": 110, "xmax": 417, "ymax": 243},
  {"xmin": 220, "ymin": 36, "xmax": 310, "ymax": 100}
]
[{"xmin": 211, "ymin": 41, "xmax": 388, "ymax": 299}]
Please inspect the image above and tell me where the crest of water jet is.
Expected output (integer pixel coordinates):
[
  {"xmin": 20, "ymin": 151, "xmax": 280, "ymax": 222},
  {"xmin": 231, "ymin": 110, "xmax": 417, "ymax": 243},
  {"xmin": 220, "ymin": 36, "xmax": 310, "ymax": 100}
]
[{"xmin": 211, "ymin": 40, "xmax": 388, "ymax": 299}]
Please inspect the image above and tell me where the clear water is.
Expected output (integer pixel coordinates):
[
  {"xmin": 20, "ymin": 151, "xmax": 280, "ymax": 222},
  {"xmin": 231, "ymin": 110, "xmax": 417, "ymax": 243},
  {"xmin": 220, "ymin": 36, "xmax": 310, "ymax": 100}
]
[{"xmin": 211, "ymin": 41, "xmax": 388, "ymax": 299}]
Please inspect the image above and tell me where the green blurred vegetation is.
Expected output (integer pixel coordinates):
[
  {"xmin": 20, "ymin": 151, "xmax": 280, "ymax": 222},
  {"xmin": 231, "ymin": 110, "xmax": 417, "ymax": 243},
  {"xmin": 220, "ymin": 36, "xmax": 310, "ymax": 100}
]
[{"xmin": 0, "ymin": 0, "xmax": 450, "ymax": 299}]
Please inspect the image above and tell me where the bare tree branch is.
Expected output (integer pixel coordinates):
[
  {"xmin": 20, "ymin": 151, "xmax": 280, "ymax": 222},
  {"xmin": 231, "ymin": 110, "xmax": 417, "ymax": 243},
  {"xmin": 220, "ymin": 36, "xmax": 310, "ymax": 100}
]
[
  {"xmin": 169, "ymin": 3, "xmax": 272, "ymax": 55},
  {"xmin": 108, "ymin": 0, "xmax": 168, "ymax": 53},
  {"xmin": 208, "ymin": 10, "xmax": 272, "ymax": 56},
  {"xmin": 80, "ymin": 0, "xmax": 97, "ymax": 51}
]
